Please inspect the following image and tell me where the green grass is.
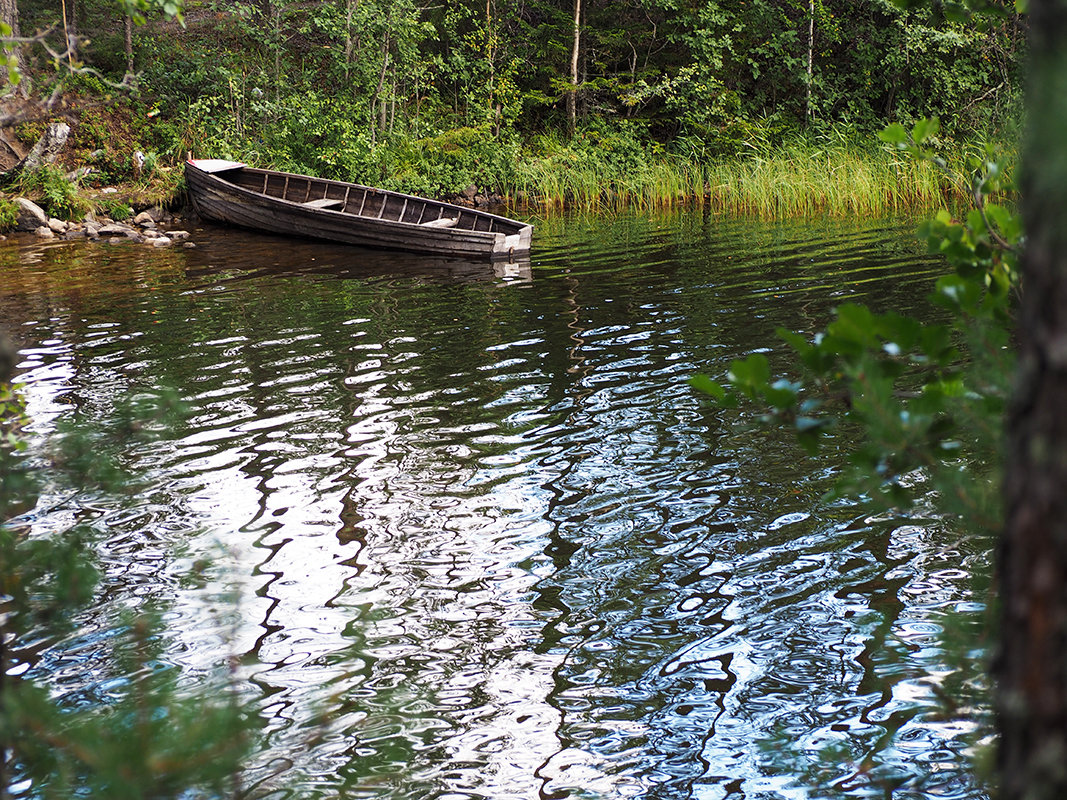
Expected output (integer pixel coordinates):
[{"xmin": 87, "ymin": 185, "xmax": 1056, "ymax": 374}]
[
  {"xmin": 702, "ymin": 143, "xmax": 949, "ymax": 217},
  {"xmin": 509, "ymin": 133, "xmax": 1013, "ymax": 217}
]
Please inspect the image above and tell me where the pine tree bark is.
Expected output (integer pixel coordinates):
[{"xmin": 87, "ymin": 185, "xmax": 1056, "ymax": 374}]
[{"xmin": 1000, "ymin": 2, "xmax": 1067, "ymax": 798}]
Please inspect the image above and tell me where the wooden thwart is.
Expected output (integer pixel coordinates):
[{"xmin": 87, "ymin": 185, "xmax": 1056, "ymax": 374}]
[
  {"xmin": 302, "ymin": 198, "xmax": 344, "ymax": 210},
  {"xmin": 420, "ymin": 216, "xmax": 459, "ymax": 228}
]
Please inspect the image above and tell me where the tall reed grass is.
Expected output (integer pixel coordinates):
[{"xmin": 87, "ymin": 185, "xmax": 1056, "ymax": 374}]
[{"xmin": 509, "ymin": 135, "xmax": 1009, "ymax": 217}]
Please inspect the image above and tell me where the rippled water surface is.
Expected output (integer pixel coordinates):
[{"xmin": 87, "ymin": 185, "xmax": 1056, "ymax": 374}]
[{"xmin": 2, "ymin": 211, "xmax": 990, "ymax": 799}]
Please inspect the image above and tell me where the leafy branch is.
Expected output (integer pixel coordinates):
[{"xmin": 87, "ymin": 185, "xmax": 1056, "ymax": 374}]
[{"xmin": 692, "ymin": 119, "xmax": 1018, "ymax": 518}]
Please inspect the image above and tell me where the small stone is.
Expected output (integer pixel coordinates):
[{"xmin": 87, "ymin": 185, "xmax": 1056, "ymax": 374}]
[
  {"xmin": 101, "ymin": 187, "xmax": 118, "ymax": 194},
  {"xmin": 133, "ymin": 211, "xmax": 155, "ymax": 226},
  {"xmin": 47, "ymin": 218, "xmax": 68, "ymax": 234},
  {"xmin": 150, "ymin": 237, "xmax": 173, "ymax": 247},
  {"xmin": 166, "ymin": 230, "xmax": 191, "ymax": 240},
  {"xmin": 108, "ymin": 237, "xmax": 124, "ymax": 244},
  {"xmin": 182, "ymin": 242, "xmax": 197, "ymax": 249},
  {"xmin": 98, "ymin": 223, "xmax": 135, "ymax": 236},
  {"xmin": 35, "ymin": 226, "xmax": 54, "ymax": 239}
]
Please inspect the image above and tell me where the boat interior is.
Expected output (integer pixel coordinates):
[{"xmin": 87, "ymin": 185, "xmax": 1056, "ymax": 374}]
[{"xmin": 222, "ymin": 168, "xmax": 516, "ymax": 235}]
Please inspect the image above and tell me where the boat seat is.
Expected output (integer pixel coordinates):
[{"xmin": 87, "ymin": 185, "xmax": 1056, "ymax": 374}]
[
  {"xmin": 302, "ymin": 198, "xmax": 344, "ymax": 209},
  {"xmin": 421, "ymin": 216, "xmax": 459, "ymax": 228}
]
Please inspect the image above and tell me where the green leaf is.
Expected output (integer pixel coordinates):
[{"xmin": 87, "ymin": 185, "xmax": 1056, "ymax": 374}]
[
  {"xmin": 911, "ymin": 117, "xmax": 939, "ymax": 144},
  {"xmin": 690, "ymin": 374, "xmax": 726, "ymax": 400},
  {"xmin": 777, "ymin": 327, "xmax": 813, "ymax": 357},
  {"xmin": 727, "ymin": 353, "xmax": 771, "ymax": 387},
  {"xmin": 933, "ymin": 274, "xmax": 982, "ymax": 313},
  {"xmin": 878, "ymin": 123, "xmax": 909, "ymax": 147},
  {"xmin": 764, "ymin": 379, "xmax": 800, "ymax": 409},
  {"xmin": 830, "ymin": 303, "xmax": 878, "ymax": 350}
]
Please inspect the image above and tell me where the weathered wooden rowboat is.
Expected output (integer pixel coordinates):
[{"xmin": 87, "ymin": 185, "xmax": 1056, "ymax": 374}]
[{"xmin": 185, "ymin": 159, "xmax": 533, "ymax": 260}]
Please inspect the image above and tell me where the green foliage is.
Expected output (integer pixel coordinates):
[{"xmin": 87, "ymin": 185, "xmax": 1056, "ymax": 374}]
[
  {"xmin": 0, "ymin": 22, "xmax": 20, "ymax": 88},
  {"xmin": 119, "ymin": 0, "xmax": 185, "ymax": 25},
  {"xmin": 25, "ymin": 0, "xmax": 1022, "ymax": 211},
  {"xmin": 382, "ymin": 126, "xmax": 521, "ymax": 197},
  {"xmin": 691, "ymin": 117, "xmax": 1014, "ymax": 790},
  {"xmin": 17, "ymin": 166, "xmax": 92, "ymax": 222},
  {"xmin": 0, "ymin": 386, "xmax": 256, "ymax": 799},
  {"xmin": 0, "ymin": 197, "xmax": 19, "ymax": 232},
  {"xmin": 123, "ymin": 0, "xmax": 1021, "ymax": 163},
  {"xmin": 2, "ymin": 613, "xmax": 249, "ymax": 800},
  {"xmin": 95, "ymin": 196, "xmax": 134, "ymax": 220},
  {"xmin": 694, "ymin": 119, "xmax": 1015, "ymax": 520}
]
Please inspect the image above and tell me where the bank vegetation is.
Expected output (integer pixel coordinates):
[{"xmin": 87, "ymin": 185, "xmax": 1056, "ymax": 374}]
[{"xmin": 0, "ymin": 0, "xmax": 1024, "ymax": 222}]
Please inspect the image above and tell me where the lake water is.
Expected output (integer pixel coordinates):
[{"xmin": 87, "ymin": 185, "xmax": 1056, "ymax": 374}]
[{"xmin": 1, "ymin": 210, "xmax": 991, "ymax": 799}]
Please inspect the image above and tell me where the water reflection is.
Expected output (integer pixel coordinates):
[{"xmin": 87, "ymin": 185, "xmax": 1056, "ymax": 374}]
[{"xmin": 1, "ymin": 211, "xmax": 988, "ymax": 799}]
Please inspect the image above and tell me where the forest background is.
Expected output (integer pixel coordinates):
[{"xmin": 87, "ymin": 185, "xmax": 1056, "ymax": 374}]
[{"xmin": 0, "ymin": 0, "xmax": 1027, "ymax": 216}]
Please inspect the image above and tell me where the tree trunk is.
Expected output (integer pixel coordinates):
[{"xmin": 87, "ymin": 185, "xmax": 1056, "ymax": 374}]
[
  {"xmin": 0, "ymin": 0, "xmax": 17, "ymax": 38},
  {"xmin": 344, "ymin": 0, "xmax": 356, "ymax": 78},
  {"xmin": 0, "ymin": 0, "xmax": 24, "ymax": 91},
  {"xmin": 567, "ymin": 0, "xmax": 580, "ymax": 135},
  {"xmin": 60, "ymin": 0, "xmax": 73, "ymax": 66},
  {"xmin": 999, "ymin": 2, "xmax": 1067, "ymax": 798},
  {"xmin": 805, "ymin": 0, "xmax": 814, "ymax": 121},
  {"xmin": 124, "ymin": 14, "xmax": 133, "ymax": 74}
]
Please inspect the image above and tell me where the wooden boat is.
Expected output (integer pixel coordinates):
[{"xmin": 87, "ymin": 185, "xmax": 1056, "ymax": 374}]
[{"xmin": 185, "ymin": 159, "xmax": 533, "ymax": 260}]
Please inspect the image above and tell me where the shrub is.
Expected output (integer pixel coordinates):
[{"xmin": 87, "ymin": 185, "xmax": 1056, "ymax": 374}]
[
  {"xmin": 18, "ymin": 166, "xmax": 92, "ymax": 221},
  {"xmin": 95, "ymin": 196, "xmax": 133, "ymax": 220},
  {"xmin": 0, "ymin": 197, "xmax": 19, "ymax": 231}
]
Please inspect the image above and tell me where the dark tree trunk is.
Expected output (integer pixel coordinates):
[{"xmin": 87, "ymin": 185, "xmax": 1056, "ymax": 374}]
[{"xmin": 999, "ymin": 2, "xmax": 1067, "ymax": 798}]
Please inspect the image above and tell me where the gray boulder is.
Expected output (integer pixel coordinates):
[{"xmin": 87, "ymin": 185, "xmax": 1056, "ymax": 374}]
[{"xmin": 14, "ymin": 198, "xmax": 48, "ymax": 232}]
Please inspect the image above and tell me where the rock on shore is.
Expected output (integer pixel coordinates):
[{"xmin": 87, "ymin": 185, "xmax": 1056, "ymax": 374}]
[{"xmin": 13, "ymin": 197, "xmax": 195, "ymax": 248}]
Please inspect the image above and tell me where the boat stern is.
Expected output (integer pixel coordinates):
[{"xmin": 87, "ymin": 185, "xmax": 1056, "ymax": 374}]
[{"xmin": 495, "ymin": 224, "xmax": 534, "ymax": 260}]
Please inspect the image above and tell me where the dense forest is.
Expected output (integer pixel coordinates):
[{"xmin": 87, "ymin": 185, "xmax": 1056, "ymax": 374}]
[{"xmin": 1, "ymin": 0, "xmax": 1026, "ymax": 210}]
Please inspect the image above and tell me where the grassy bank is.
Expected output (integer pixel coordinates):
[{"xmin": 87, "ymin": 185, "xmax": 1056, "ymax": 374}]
[
  {"xmin": 513, "ymin": 139, "xmax": 961, "ymax": 216},
  {"xmin": 505, "ymin": 117, "xmax": 1014, "ymax": 215}
]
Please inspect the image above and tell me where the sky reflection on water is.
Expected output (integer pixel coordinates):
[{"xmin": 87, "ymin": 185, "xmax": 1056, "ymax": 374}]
[{"xmin": 2, "ymin": 212, "xmax": 990, "ymax": 799}]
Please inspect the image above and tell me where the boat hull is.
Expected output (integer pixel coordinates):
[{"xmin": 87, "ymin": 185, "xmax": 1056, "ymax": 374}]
[{"xmin": 185, "ymin": 161, "xmax": 532, "ymax": 260}]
